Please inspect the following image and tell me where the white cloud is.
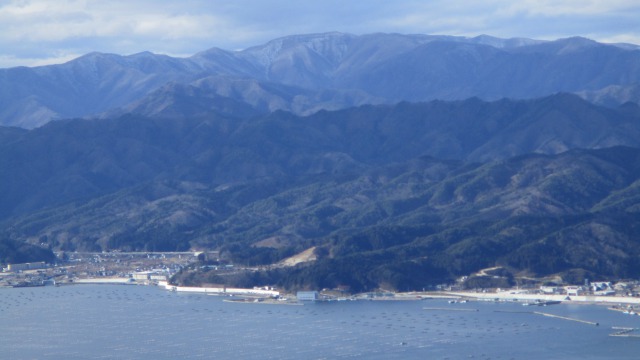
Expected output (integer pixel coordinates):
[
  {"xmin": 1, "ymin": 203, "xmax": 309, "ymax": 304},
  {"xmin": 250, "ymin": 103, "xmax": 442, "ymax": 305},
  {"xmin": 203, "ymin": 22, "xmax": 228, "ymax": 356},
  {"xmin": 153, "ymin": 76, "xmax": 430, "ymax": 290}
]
[
  {"xmin": 0, "ymin": 1, "xmax": 229, "ymax": 41},
  {"xmin": 371, "ymin": 0, "xmax": 640, "ymax": 42},
  {"xmin": 496, "ymin": 0, "xmax": 640, "ymax": 17},
  {"xmin": 599, "ymin": 34, "xmax": 640, "ymax": 46},
  {"xmin": 0, "ymin": 53, "xmax": 81, "ymax": 68}
]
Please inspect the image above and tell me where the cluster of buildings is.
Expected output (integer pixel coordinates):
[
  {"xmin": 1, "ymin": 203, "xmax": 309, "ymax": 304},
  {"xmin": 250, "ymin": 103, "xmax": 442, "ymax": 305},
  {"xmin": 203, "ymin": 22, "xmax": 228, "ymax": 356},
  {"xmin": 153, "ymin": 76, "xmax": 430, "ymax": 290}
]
[
  {"xmin": 496, "ymin": 281, "xmax": 637, "ymax": 297},
  {"xmin": 0, "ymin": 251, "xmax": 199, "ymax": 287},
  {"xmin": 537, "ymin": 282, "xmax": 626, "ymax": 296}
]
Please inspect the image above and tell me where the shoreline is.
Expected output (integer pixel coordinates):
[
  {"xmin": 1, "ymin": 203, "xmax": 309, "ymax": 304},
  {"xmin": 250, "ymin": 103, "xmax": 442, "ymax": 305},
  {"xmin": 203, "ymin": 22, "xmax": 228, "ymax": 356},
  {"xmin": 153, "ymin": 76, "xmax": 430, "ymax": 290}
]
[
  {"xmin": 439, "ymin": 290, "xmax": 640, "ymax": 306},
  {"xmin": 6, "ymin": 280, "xmax": 640, "ymax": 309},
  {"xmin": 157, "ymin": 281, "xmax": 280, "ymax": 297}
]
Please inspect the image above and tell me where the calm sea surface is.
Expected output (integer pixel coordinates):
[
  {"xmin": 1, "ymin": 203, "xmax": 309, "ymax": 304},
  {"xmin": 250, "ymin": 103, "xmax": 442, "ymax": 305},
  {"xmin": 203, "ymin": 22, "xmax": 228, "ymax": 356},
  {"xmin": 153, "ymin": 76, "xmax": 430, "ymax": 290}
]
[{"xmin": 2, "ymin": 285, "xmax": 640, "ymax": 359}]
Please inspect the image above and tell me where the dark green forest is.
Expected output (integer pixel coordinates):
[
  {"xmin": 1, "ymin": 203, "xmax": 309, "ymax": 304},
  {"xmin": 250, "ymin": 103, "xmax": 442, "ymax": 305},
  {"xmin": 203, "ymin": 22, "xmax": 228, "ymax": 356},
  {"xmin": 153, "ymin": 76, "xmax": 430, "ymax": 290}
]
[{"xmin": 4, "ymin": 95, "xmax": 640, "ymax": 291}]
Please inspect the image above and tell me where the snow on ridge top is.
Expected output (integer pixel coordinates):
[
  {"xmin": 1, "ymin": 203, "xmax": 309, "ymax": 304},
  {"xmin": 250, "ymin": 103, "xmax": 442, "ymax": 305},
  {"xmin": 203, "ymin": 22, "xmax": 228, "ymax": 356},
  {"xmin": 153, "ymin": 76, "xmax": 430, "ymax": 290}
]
[
  {"xmin": 246, "ymin": 37, "xmax": 284, "ymax": 69},
  {"xmin": 242, "ymin": 32, "xmax": 356, "ymax": 69},
  {"xmin": 468, "ymin": 34, "xmax": 545, "ymax": 49}
]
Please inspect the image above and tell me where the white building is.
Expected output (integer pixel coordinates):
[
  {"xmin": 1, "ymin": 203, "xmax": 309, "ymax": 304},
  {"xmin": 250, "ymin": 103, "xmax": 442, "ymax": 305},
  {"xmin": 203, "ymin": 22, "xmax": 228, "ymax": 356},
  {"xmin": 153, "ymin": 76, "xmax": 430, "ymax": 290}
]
[
  {"xmin": 132, "ymin": 271, "xmax": 167, "ymax": 282},
  {"xmin": 564, "ymin": 286, "xmax": 584, "ymax": 296},
  {"xmin": 297, "ymin": 291, "xmax": 319, "ymax": 301},
  {"xmin": 540, "ymin": 286, "xmax": 559, "ymax": 294}
]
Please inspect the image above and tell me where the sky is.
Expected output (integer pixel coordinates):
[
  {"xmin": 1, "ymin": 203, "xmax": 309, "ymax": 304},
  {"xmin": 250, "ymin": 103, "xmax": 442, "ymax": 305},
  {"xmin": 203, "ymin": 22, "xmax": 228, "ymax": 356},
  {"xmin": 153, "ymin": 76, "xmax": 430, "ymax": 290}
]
[{"xmin": 0, "ymin": 0, "xmax": 639, "ymax": 68}]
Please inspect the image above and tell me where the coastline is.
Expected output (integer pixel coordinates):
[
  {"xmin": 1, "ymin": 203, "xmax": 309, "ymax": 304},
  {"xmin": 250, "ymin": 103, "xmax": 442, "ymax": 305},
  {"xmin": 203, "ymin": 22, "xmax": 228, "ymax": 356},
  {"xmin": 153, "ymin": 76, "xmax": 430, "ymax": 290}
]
[
  {"xmin": 7, "ymin": 278, "xmax": 640, "ymax": 309},
  {"xmin": 440, "ymin": 290, "xmax": 640, "ymax": 306},
  {"xmin": 157, "ymin": 281, "xmax": 280, "ymax": 297},
  {"xmin": 71, "ymin": 278, "xmax": 137, "ymax": 285}
]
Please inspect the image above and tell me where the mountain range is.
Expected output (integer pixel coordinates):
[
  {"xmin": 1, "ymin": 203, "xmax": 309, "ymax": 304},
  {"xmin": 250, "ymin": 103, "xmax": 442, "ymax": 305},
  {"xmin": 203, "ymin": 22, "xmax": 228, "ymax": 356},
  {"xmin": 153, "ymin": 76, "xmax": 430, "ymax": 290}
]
[
  {"xmin": 1, "ymin": 32, "xmax": 639, "ymax": 129},
  {"xmin": 3, "ymin": 32, "xmax": 640, "ymax": 291},
  {"xmin": 3, "ymin": 92, "xmax": 640, "ymax": 290}
]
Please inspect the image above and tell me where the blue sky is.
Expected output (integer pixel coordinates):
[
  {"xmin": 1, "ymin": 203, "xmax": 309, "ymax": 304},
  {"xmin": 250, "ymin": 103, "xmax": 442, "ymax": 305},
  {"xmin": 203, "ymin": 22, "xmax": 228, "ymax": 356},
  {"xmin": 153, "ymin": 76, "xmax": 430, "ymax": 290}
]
[{"xmin": 0, "ymin": 0, "xmax": 638, "ymax": 68}]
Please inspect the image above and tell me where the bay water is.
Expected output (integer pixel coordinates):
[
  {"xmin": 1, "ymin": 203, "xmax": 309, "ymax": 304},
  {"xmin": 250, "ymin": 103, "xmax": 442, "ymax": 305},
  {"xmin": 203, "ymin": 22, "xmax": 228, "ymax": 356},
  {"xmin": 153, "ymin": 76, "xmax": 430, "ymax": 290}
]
[{"xmin": 2, "ymin": 285, "xmax": 640, "ymax": 359}]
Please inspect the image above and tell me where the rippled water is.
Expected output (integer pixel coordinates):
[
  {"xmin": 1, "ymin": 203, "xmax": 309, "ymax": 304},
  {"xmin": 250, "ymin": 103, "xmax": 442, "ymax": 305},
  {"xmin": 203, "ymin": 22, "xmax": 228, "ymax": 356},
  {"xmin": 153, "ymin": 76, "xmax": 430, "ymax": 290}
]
[{"xmin": 2, "ymin": 285, "xmax": 640, "ymax": 359}]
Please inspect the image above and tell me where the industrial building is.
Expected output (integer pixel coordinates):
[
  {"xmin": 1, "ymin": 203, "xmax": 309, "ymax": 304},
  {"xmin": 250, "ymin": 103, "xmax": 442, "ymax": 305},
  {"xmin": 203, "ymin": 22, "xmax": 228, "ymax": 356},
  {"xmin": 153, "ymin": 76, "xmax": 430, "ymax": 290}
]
[
  {"xmin": 296, "ymin": 291, "xmax": 319, "ymax": 301},
  {"xmin": 7, "ymin": 262, "xmax": 47, "ymax": 272}
]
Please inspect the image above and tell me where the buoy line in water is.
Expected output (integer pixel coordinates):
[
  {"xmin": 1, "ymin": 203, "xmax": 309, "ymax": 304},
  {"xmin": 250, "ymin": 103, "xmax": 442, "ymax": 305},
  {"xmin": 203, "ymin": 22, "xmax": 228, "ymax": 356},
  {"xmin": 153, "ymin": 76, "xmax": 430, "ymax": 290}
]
[
  {"xmin": 491, "ymin": 310, "xmax": 599, "ymax": 326},
  {"xmin": 532, "ymin": 311, "xmax": 599, "ymax": 326}
]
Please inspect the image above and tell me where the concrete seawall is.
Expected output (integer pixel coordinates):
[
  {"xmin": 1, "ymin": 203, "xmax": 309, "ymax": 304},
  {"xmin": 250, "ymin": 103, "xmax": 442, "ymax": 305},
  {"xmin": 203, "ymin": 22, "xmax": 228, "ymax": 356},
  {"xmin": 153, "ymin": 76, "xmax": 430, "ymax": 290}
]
[
  {"xmin": 72, "ymin": 278, "xmax": 136, "ymax": 285},
  {"xmin": 448, "ymin": 291, "xmax": 640, "ymax": 305},
  {"xmin": 157, "ymin": 281, "xmax": 279, "ymax": 297}
]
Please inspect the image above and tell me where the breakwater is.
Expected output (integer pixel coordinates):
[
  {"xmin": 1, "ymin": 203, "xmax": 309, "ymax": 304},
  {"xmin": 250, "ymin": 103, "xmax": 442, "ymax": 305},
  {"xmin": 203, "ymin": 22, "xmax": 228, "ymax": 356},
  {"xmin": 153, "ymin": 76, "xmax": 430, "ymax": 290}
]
[
  {"xmin": 532, "ymin": 311, "xmax": 599, "ymax": 326},
  {"xmin": 157, "ymin": 281, "xmax": 280, "ymax": 297},
  {"xmin": 493, "ymin": 309, "xmax": 599, "ymax": 326},
  {"xmin": 610, "ymin": 327, "xmax": 640, "ymax": 337}
]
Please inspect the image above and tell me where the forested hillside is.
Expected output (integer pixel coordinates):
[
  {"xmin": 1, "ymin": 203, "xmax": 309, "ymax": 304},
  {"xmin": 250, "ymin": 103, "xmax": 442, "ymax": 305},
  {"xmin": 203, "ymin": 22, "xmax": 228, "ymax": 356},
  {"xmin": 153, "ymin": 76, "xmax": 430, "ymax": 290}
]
[{"xmin": 3, "ymin": 95, "xmax": 640, "ymax": 290}]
